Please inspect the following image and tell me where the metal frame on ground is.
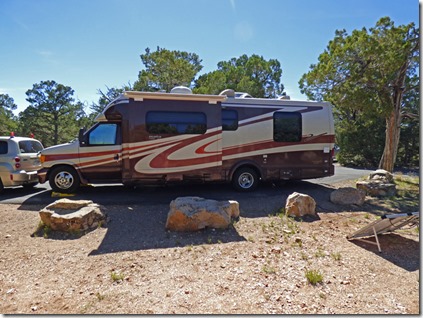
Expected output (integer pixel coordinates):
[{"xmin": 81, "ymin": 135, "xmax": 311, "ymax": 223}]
[{"xmin": 347, "ymin": 212, "xmax": 419, "ymax": 252}]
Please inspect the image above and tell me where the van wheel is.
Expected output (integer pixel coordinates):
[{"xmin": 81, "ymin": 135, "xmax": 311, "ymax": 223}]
[
  {"xmin": 232, "ymin": 167, "xmax": 259, "ymax": 192},
  {"xmin": 49, "ymin": 166, "xmax": 80, "ymax": 193}
]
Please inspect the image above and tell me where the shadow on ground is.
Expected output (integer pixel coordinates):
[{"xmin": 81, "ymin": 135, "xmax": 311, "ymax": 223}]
[
  {"xmin": 10, "ymin": 179, "xmax": 419, "ymax": 256},
  {"xmin": 349, "ymin": 233, "xmax": 420, "ymax": 272},
  {"xmin": 88, "ymin": 203, "xmax": 246, "ymax": 255}
]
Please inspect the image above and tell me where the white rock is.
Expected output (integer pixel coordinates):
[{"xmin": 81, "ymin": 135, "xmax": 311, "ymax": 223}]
[{"xmin": 285, "ymin": 192, "xmax": 316, "ymax": 217}]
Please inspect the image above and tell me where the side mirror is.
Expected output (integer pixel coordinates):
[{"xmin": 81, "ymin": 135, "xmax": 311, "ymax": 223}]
[{"xmin": 79, "ymin": 127, "xmax": 87, "ymax": 146}]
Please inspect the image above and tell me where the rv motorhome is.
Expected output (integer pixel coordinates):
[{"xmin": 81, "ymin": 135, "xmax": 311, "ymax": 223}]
[{"xmin": 38, "ymin": 87, "xmax": 335, "ymax": 193}]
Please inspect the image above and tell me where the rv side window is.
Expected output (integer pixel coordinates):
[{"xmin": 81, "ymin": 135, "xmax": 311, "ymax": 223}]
[
  {"xmin": 273, "ymin": 112, "xmax": 302, "ymax": 142},
  {"xmin": 222, "ymin": 109, "xmax": 238, "ymax": 131},
  {"xmin": 146, "ymin": 111, "xmax": 207, "ymax": 135},
  {"xmin": 88, "ymin": 123, "xmax": 119, "ymax": 145}
]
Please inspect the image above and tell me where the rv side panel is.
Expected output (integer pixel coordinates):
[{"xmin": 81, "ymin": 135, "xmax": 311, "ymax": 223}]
[{"xmin": 122, "ymin": 98, "xmax": 223, "ymax": 185}]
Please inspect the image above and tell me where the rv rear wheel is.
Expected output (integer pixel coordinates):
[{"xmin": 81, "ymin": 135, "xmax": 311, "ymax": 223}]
[
  {"xmin": 232, "ymin": 167, "xmax": 259, "ymax": 192},
  {"xmin": 49, "ymin": 166, "xmax": 80, "ymax": 194}
]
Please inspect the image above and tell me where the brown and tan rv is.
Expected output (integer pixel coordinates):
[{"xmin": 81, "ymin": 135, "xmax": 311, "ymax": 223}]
[{"xmin": 38, "ymin": 87, "xmax": 335, "ymax": 193}]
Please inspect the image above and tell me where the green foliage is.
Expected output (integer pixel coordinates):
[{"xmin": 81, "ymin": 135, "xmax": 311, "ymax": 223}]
[
  {"xmin": 330, "ymin": 252, "xmax": 342, "ymax": 261},
  {"xmin": 193, "ymin": 54, "xmax": 284, "ymax": 98},
  {"xmin": 110, "ymin": 271, "xmax": 125, "ymax": 282},
  {"xmin": 262, "ymin": 263, "xmax": 277, "ymax": 274},
  {"xmin": 133, "ymin": 46, "xmax": 203, "ymax": 92},
  {"xmin": 336, "ymin": 114, "xmax": 385, "ymax": 167},
  {"xmin": 90, "ymin": 84, "xmax": 132, "ymax": 120},
  {"xmin": 33, "ymin": 221, "xmax": 51, "ymax": 238},
  {"xmin": 19, "ymin": 80, "xmax": 86, "ymax": 147},
  {"xmin": 305, "ymin": 269, "xmax": 323, "ymax": 285},
  {"xmin": 0, "ymin": 94, "xmax": 18, "ymax": 135},
  {"xmin": 396, "ymin": 75, "xmax": 420, "ymax": 168},
  {"xmin": 299, "ymin": 17, "xmax": 419, "ymax": 171}
]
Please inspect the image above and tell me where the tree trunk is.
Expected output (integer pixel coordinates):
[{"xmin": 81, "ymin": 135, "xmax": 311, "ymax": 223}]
[
  {"xmin": 378, "ymin": 57, "xmax": 409, "ymax": 172},
  {"xmin": 378, "ymin": 110, "xmax": 402, "ymax": 172}
]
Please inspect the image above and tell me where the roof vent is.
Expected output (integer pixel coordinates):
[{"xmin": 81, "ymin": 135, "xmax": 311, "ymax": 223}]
[
  {"xmin": 278, "ymin": 95, "xmax": 291, "ymax": 100},
  {"xmin": 219, "ymin": 89, "xmax": 235, "ymax": 97},
  {"xmin": 235, "ymin": 92, "xmax": 252, "ymax": 98},
  {"xmin": 170, "ymin": 86, "xmax": 192, "ymax": 94}
]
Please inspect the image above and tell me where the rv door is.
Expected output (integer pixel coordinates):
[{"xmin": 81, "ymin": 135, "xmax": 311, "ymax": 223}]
[{"xmin": 78, "ymin": 122, "xmax": 123, "ymax": 181}]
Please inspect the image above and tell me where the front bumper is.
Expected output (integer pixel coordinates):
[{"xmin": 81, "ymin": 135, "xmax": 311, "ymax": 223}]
[{"xmin": 37, "ymin": 168, "xmax": 48, "ymax": 184}]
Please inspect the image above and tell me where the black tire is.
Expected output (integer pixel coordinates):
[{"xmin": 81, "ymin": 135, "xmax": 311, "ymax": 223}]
[
  {"xmin": 232, "ymin": 167, "xmax": 259, "ymax": 192},
  {"xmin": 0, "ymin": 179, "xmax": 3, "ymax": 193},
  {"xmin": 49, "ymin": 166, "xmax": 80, "ymax": 193}
]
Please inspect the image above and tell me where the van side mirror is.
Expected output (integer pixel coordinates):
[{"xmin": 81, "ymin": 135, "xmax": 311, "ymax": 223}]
[{"xmin": 79, "ymin": 127, "xmax": 87, "ymax": 146}]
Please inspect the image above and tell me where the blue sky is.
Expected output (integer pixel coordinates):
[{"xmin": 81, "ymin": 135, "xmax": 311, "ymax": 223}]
[{"xmin": 0, "ymin": 0, "xmax": 419, "ymax": 114}]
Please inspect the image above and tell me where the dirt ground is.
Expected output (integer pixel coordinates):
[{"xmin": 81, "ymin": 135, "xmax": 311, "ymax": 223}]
[{"xmin": 0, "ymin": 179, "xmax": 420, "ymax": 314}]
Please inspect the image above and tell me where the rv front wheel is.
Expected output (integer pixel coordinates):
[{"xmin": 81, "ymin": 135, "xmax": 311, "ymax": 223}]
[
  {"xmin": 232, "ymin": 167, "xmax": 258, "ymax": 192},
  {"xmin": 49, "ymin": 166, "xmax": 80, "ymax": 194}
]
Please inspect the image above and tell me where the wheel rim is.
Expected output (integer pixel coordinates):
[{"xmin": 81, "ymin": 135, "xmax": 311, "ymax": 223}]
[
  {"xmin": 54, "ymin": 171, "xmax": 74, "ymax": 190},
  {"xmin": 238, "ymin": 172, "xmax": 254, "ymax": 189}
]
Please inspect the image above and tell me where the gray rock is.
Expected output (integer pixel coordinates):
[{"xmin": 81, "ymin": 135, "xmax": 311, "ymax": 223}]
[
  {"xmin": 369, "ymin": 169, "xmax": 394, "ymax": 183},
  {"xmin": 330, "ymin": 187, "xmax": 366, "ymax": 206},
  {"xmin": 356, "ymin": 180, "xmax": 396, "ymax": 197}
]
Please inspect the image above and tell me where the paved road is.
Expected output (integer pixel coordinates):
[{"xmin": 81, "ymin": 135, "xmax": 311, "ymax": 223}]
[{"xmin": 0, "ymin": 164, "xmax": 372, "ymax": 207}]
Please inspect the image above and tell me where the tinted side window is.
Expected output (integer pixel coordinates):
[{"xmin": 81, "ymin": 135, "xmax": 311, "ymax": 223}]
[
  {"xmin": 0, "ymin": 141, "xmax": 7, "ymax": 154},
  {"xmin": 146, "ymin": 111, "xmax": 207, "ymax": 135},
  {"xmin": 222, "ymin": 109, "xmax": 238, "ymax": 131},
  {"xmin": 18, "ymin": 140, "xmax": 43, "ymax": 153},
  {"xmin": 273, "ymin": 112, "xmax": 302, "ymax": 142},
  {"xmin": 88, "ymin": 123, "xmax": 118, "ymax": 145}
]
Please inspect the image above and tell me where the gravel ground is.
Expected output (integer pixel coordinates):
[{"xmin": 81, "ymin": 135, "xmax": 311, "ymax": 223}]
[{"xmin": 0, "ymin": 179, "xmax": 420, "ymax": 314}]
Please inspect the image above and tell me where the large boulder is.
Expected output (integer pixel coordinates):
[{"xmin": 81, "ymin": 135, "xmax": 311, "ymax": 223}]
[
  {"xmin": 369, "ymin": 169, "xmax": 394, "ymax": 183},
  {"xmin": 166, "ymin": 196, "xmax": 240, "ymax": 232},
  {"xmin": 356, "ymin": 180, "xmax": 396, "ymax": 197},
  {"xmin": 330, "ymin": 187, "xmax": 366, "ymax": 206},
  {"xmin": 285, "ymin": 192, "xmax": 316, "ymax": 217},
  {"xmin": 356, "ymin": 169, "xmax": 396, "ymax": 197},
  {"xmin": 39, "ymin": 199, "xmax": 107, "ymax": 232}
]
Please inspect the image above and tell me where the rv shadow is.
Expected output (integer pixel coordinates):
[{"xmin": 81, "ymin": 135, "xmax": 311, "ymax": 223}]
[
  {"xmin": 89, "ymin": 203, "xmax": 246, "ymax": 256},
  {"xmin": 86, "ymin": 181, "xmax": 346, "ymax": 255},
  {"xmin": 12, "ymin": 180, "xmax": 405, "ymax": 255}
]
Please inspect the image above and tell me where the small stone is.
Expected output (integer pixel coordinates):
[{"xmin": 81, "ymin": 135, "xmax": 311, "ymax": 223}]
[{"xmin": 6, "ymin": 288, "xmax": 16, "ymax": 294}]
